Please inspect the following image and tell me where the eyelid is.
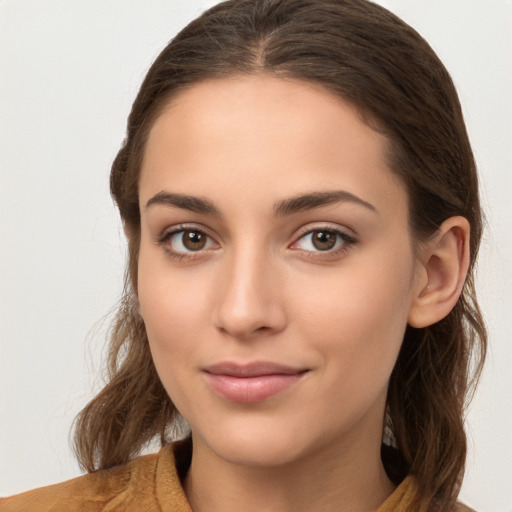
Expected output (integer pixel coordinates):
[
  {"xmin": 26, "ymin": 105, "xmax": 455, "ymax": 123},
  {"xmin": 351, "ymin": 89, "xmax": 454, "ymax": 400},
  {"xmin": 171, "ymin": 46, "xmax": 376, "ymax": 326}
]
[
  {"xmin": 293, "ymin": 222, "xmax": 357, "ymax": 240},
  {"xmin": 289, "ymin": 223, "xmax": 358, "ymax": 255},
  {"xmin": 157, "ymin": 223, "xmax": 220, "ymax": 258}
]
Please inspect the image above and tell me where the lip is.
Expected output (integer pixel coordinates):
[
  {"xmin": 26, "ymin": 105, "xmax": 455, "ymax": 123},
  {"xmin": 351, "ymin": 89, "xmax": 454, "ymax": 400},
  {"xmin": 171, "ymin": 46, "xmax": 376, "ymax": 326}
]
[{"xmin": 202, "ymin": 361, "xmax": 309, "ymax": 403}]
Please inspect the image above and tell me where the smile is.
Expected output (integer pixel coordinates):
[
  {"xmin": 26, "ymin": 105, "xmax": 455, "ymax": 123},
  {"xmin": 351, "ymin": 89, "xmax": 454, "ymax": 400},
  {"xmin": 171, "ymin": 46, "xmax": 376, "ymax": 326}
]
[{"xmin": 202, "ymin": 362, "xmax": 309, "ymax": 403}]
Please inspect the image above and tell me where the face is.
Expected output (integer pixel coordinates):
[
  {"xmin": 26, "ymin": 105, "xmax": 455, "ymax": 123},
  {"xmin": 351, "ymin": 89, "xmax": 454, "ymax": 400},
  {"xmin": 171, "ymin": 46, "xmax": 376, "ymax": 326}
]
[{"xmin": 137, "ymin": 75, "xmax": 422, "ymax": 468}]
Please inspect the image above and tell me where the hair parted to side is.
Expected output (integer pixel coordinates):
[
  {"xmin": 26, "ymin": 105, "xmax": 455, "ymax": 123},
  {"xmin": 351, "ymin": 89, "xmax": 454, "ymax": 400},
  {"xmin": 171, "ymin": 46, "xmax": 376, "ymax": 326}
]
[{"xmin": 72, "ymin": 1, "xmax": 486, "ymax": 510}]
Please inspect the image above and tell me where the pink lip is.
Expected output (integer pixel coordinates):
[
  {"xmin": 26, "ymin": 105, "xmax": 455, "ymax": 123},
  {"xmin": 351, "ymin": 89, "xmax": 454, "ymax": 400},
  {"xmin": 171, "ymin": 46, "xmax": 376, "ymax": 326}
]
[{"xmin": 202, "ymin": 362, "xmax": 309, "ymax": 403}]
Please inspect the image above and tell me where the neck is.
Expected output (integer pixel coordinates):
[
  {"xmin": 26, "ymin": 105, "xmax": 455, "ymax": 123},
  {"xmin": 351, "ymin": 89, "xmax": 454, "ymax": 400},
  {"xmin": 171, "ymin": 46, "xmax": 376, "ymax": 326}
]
[{"xmin": 184, "ymin": 428, "xmax": 395, "ymax": 512}]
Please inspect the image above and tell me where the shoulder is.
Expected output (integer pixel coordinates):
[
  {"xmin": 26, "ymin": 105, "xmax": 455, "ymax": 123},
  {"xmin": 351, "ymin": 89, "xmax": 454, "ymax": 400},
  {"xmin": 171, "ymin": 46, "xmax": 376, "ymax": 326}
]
[
  {"xmin": 0, "ymin": 451, "xmax": 160, "ymax": 512},
  {"xmin": 377, "ymin": 474, "xmax": 477, "ymax": 512}
]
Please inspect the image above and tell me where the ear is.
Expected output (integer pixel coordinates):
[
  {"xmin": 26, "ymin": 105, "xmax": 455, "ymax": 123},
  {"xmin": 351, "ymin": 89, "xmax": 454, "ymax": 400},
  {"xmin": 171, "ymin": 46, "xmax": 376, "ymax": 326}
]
[{"xmin": 408, "ymin": 216, "xmax": 470, "ymax": 328}]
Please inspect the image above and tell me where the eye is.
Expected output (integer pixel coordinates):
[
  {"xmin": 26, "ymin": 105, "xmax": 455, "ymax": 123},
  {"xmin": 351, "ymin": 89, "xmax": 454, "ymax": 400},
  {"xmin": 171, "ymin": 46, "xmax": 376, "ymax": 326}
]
[
  {"xmin": 291, "ymin": 227, "xmax": 356, "ymax": 255},
  {"xmin": 159, "ymin": 227, "xmax": 217, "ymax": 256}
]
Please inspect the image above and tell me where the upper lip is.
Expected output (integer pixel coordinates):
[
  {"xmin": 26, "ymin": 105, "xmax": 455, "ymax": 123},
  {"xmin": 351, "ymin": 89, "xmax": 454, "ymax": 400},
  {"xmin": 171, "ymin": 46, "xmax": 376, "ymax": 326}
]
[{"xmin": 203, "ymin": 361, "xmax": 308, "ymax": 377}]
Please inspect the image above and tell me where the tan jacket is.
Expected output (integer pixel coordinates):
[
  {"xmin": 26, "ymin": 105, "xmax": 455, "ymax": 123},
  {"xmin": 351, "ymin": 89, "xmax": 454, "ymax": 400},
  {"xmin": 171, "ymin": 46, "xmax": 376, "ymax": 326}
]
[{"xmin": 0, "ymin": 443, "xmax": 473, "ymax": 511}]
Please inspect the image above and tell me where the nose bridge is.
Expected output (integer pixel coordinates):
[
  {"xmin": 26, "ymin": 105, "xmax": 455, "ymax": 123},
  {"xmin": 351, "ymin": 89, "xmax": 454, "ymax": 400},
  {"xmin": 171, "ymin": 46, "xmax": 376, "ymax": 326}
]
[{"xmin": 213, "ymin": 237, "xmax": 286, "ymax": 338}]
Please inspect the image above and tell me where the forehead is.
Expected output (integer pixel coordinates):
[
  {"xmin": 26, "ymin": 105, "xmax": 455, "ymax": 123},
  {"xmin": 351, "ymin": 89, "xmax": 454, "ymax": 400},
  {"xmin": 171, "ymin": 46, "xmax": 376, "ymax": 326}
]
[{"xmin": 139, "ymin": 75, "xmax": 407, "ymax": 220}]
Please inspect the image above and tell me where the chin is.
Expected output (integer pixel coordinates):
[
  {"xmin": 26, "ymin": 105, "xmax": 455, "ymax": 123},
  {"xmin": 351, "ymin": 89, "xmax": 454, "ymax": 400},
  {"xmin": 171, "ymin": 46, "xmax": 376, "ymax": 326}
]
[
  {"xmin": 214, "ymin": 436, "xmax": 304, "ymax": 468},
  {"xmin": 192, "ymin": 415, "xmax": 312, "ymax": 468}
]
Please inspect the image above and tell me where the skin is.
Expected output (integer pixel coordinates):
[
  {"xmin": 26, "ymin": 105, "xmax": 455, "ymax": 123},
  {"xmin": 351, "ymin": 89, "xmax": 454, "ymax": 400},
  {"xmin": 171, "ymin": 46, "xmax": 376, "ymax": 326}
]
[{"xmin": 136, "ymin": 75, "xmax": 469, "ymax": 512}]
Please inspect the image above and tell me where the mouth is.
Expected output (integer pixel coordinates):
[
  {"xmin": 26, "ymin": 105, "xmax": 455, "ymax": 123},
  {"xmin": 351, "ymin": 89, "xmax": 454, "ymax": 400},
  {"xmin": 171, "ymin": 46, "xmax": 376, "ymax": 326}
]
[{"xmin": 202, "ymin": 361, "xmax": 309, "ymax": 403}]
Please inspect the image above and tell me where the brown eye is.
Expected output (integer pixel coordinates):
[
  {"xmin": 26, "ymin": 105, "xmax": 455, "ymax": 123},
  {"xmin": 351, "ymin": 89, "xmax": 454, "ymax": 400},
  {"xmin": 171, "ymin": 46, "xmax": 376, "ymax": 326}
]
[
  {"xmin": 164, "ymin": 228, "xmax": 217, "ymax": 255},
  {"xmin": 292, "ymin": 227, "xmax": 356, "ymax": 255},
  {"xmin": 182, "ymin": 230, "xmax": 207, "ymax": 251},
  {"xmin": 311, "ymin": 230, "xmax": 337, "ymax": 251}
]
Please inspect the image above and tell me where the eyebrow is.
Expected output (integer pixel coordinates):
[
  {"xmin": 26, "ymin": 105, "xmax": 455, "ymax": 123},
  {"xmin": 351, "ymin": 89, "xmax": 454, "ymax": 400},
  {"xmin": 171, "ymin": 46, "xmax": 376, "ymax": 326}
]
[
  {"xmin": 145, "ymin": 190, "xmax": 377, "ymax": 217},
  {"xmin": 146, "ymin": 191, "xmax": 220, "ymax": 215},
  {"xmin": 273, "ymin": 190, "xmax": 377, "ymax": 216}
]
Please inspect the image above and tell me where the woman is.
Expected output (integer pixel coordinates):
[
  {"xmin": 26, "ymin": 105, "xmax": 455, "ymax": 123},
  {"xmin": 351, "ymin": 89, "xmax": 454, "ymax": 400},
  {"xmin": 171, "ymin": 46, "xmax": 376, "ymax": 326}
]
[{"xmin": 0, "ymin": 0, "xmax": 486, "ymax": 510}]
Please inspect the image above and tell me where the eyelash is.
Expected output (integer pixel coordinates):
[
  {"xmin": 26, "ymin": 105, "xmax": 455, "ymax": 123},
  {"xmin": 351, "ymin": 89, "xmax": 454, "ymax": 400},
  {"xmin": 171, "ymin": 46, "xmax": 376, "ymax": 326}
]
[
  {"xmin": 157, "ymin": 223, "xmax": 357, "ymax": 261},
  {"xmin": 158, "ymin": 225, "xmax": 214, "ymax": 261},
  {"xmin": 291, "ymin": 225, "xmax": 357, "ymax": 259}
]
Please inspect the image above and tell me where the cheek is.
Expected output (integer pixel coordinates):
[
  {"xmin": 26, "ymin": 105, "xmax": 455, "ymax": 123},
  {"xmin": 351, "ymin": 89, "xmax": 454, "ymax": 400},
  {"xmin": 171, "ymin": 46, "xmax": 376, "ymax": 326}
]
[
  {"xmin": 137, "ymin": 250, "xmax": 212, "ymax": 378},
  {"xmin": 137, "ymin": 265, "xmax": 213, "ymax": 417},
  {"xmin": 296, "ymin": 251, "xmax": 415, "ymax": 384}
]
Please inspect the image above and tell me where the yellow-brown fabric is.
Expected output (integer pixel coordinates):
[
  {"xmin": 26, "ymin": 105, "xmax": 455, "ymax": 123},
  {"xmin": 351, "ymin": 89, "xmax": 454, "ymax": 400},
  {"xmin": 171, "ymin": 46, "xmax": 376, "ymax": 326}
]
[
  {"xmin": 0, "ymin": 445, "xmax": 191, "ymax": 512},
  {"xmin": 0, "ymin": 444, "xmax": 470, "ymax": 511}
]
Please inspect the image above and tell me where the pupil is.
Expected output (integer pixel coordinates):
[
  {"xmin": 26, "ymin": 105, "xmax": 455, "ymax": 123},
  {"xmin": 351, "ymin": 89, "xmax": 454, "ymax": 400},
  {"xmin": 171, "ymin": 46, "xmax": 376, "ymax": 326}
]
[
  {"xmin": 184, "ymin": 230, "xmax": 206, "ymax": 250},
  {"xmin": 313, "ymin": 231, "xmax": 336, "ymax": 251}
]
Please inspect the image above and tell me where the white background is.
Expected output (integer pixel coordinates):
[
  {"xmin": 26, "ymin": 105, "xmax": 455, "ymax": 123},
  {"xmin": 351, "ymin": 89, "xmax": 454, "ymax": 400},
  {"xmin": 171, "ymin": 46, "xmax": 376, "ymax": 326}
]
[{"xmin": 1, "ymin": 1, "xmax": 511, "ymax": 510}]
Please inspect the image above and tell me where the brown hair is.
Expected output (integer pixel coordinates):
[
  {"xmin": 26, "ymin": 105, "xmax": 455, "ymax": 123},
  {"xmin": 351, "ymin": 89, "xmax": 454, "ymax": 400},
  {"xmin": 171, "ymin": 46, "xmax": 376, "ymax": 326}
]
[{"xmin": 73, "ymin": 1, "xmax": 487, "ymax": 509}]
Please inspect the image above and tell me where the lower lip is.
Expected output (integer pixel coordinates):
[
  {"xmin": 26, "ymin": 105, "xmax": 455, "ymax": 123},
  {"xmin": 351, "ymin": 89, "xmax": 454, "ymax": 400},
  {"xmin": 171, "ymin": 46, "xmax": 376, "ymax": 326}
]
[{"xmin": 203, "ymin": 372, "xmax": 306, "ymax": 403}]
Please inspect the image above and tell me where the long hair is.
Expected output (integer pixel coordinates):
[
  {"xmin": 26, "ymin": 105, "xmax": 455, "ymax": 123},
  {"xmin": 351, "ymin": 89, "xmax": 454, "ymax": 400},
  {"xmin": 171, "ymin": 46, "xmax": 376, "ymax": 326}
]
[{"xmin": 72, "ymin": 1, "xmax": 487, "ymax": 509}]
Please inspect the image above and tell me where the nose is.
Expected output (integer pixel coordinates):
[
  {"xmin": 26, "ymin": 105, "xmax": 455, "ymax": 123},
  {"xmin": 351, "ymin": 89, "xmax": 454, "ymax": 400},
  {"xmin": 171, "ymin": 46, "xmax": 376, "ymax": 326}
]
[{"xmin": 212, "ymin": 246, "xmax": 287, "ymax": 340}]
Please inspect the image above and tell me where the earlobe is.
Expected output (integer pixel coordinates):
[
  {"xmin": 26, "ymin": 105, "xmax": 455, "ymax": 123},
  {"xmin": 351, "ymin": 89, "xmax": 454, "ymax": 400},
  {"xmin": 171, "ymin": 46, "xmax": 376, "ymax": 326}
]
[{"xmin": 408, "ymin": 216, "xmax": 470, "ymax": 328}]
